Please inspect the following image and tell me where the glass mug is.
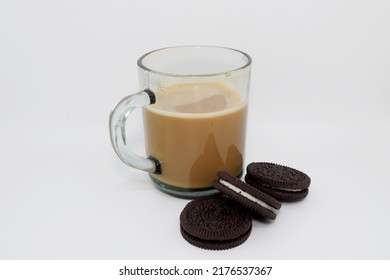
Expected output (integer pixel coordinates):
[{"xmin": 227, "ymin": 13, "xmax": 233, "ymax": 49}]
[{"xmin": 109, "ymin": 46, "xmax": 251, "ymax": 197}]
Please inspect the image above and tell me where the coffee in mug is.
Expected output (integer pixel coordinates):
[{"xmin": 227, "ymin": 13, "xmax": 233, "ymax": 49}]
[{"xmin": 109, "ymin": 46, "xmax": 251, "ymax": 197}]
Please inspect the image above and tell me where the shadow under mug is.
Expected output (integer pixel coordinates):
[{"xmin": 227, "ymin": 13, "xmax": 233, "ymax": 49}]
[{"xmin": 109, "ymin": 46, "xmax": 251, "ymax": 197}]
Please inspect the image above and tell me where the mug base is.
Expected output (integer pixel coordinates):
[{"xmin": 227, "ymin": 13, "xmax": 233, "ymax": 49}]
[
  {"xmin": 148, "ymin": 170, "xmax": 243, "ymax": 198},
  {"xmin": 149, "ymin": 175, "xmax": 220, "ymax": 198}
]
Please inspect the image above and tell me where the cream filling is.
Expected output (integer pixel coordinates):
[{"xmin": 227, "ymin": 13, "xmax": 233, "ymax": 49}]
[
  {"xmin": 272, "ymin": 186, "xmax": 303, "ymax": 192},
  {"xmin": 219, "ymin": 179, "xmax": 279, "ymax": 214}
]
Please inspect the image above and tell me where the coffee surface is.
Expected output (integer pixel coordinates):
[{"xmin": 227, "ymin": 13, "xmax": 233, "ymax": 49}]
[
  {"xmin": 143, "ymin": 83, "xmax": 247, "ymax": 189},
  {"xmin": 150, "ymin": 83, "xmax": 243, "ymax": 114}
]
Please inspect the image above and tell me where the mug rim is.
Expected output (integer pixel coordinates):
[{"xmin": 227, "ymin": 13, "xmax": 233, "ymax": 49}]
[{"xmin": 137, "ymin": 45, "xmax": 252, "ymax": 77}]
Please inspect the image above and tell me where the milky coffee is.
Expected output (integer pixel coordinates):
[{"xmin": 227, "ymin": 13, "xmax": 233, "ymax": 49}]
[{"xmin": 143, "ymin": 82, "xmax": 247, "ymax": 189}]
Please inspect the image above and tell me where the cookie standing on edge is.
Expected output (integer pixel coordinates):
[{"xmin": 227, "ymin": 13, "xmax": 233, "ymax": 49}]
[
  {"xmin": 213, "ymin": 171, "xmax": 282, "ymax": 220},
  {"xmin": 245, "ymin": 162, "xmax": 311, "ymax": 202},
  {"xmin": 180, "ymin": 196, "xmax": 252, "ymax": 250}
]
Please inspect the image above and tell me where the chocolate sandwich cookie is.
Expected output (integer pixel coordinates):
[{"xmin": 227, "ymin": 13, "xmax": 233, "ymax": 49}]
[
  {"xmin": 213, "ymin": 171, "xmax": 282, "ymax": 220},
  {"xmin": 180, "ymin": 196, "xmax": 252, "ymax": 250},
  {"xmin": 245, "ymin": 162, "xmax": 311, "ymax": 202}
]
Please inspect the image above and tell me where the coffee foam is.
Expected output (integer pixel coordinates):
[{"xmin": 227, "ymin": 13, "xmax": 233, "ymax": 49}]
[{"xmin": 148, "ymin": 82, "xmax": 245, "ymax": 117}]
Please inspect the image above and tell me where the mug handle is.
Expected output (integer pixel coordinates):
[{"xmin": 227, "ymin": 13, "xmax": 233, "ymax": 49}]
[{"xmin": 109, "ymin": 89, "xmax": 161, "ymax": 174}]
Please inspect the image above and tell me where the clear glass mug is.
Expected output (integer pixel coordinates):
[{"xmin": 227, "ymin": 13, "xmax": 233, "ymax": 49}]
[{"xmin": 109, "ymin": 46, "xmax": 251, "ymax": 197}]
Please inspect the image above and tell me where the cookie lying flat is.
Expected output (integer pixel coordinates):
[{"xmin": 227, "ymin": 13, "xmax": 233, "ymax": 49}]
[
  {"xmin": 180, "ymin": 196, "xmax": 252, "ymax": 250},
  {"xmin": 213, "ymin": 171, "xmax": 282, "ymax": 220},
  {"xmin": 245, "ymin": 162, "xmax": 311, "ymax": 202}
]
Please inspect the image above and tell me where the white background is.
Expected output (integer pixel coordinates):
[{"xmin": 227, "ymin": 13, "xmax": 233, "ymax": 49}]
[{"xmin": 1, "ymin": 0, "xmax": 389, "ymax": 260}]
